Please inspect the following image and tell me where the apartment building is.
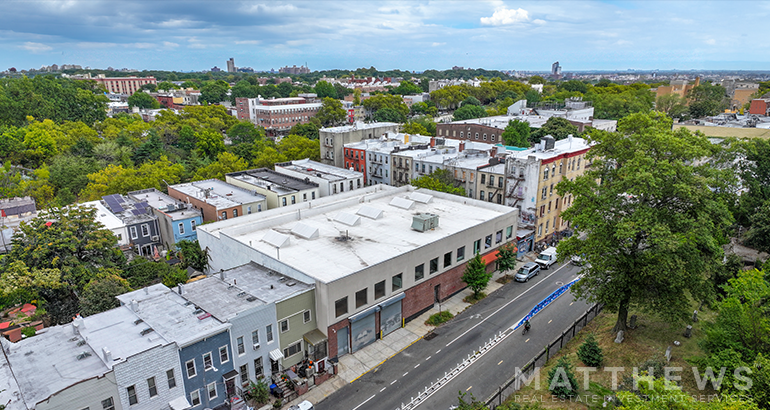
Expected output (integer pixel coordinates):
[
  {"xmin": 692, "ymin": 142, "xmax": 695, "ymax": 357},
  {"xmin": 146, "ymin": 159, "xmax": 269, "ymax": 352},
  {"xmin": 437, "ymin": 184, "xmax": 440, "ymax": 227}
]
[
  {"xmin": 319, "ymin": 122, "xmax": 400, "ymax": 167},
  {"xmin": 274, "ymin": 158, "xmax": 364, "ymax": 197},
  {"xmin": 225, "ymin": 169, "xmax": 320, "ymax": 209},
  {"xmin": 167, "ymin": 179, "xmax": 267, "ymax": 223},
  {"xmin": 92, "ymin": 76, "xmax": 157, "ymax": 94},
  {"xmin": 235, "ymin": 97, "xmax": 321, "ymax": 136},
  {"xmin": 82, "ymin": 194, "xmax": 161, "ymax": 256},
  {"xmin": 128, "ymin": 188, "xmax": 203, "ymax": 248}
]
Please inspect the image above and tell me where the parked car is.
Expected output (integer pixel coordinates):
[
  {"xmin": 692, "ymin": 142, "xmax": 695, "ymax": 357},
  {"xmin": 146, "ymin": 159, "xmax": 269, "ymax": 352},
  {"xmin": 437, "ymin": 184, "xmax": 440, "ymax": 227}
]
[
  {"xmin": 570, "ymin": 254, "xmax": 586, "ymax": 266},
  {"xmin": 290, "ymin": 400, "xmax": 314, "ymax": 410},
  {"xmin": 535, "ymin": 247, "xmax": 558, "ymax": 269},
  {"xmin": 515, "ymin": 262, "xmax": 541, "ymax": 282}
]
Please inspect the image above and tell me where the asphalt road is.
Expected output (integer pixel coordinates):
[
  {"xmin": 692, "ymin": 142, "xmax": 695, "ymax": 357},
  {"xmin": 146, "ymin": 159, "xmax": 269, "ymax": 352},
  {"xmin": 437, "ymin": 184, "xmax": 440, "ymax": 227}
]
[{"xmin": 316, "ymin": 261, "xmax": 590, "ymax": 410}]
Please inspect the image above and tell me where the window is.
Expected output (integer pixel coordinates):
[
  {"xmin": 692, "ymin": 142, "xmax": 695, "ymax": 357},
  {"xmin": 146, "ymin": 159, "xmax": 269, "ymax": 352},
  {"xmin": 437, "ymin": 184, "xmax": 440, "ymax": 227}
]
[
  {"xmin": 415, "ymin": 263, "xmax": 425, "ymax": 281},
  {"xmin": 177, "ymin": 222, "xmax": 186, "ymax": 235},
  {"xmin": 291, "ymin": 195, "xmax": 296, "ymax": 204},
  {"xmin": 430, "ymin": 257, "xmax": 439, "ymax": 274},
  {"xmin": 541, "ymin": 187, "xmax": 547, "ymax": 199},
  {"xmin": 147, "ymin": 377, "xmax": 158, "ymax": 397},
  {"xmin": 282, "ymin": 197, "xmax": 287, "ymax": 206},
  {"xmin": 258, "ymin": 204, "xmax": 262, "ymax": 211},
  {"xmin": 240, "ymin": 364, "xmax": 249, "ymax": 387},
  {"xmin": 538, "ymin": 224, "xmax": 543, "ymax": 236},
  {"xmin": 392, "ymin": 273, "xmax": 403, "ymax": 291},
  {"xmin": 116, "ymin": 233, "xmax": 122, "ymax": 241},
  {"xmin": 506, "ymin": 226, "xmax": 513, "ymax": 239},
  {"xmin": 186, "ymin": 359, "xmax": 196, "ymax": 378},
  {"xmin": 247, "ymin": 205, "xmax": 252, "ymax": 214},
  {"xmin": 546, "ymin": 220, "xmax": 549, "ymax": 233},
  {"xmin": 480, "ymin": 190, "xmax": 485, "ymax": 200},
  {"xmin": 444, "ymin": 251, "xmax": 452, "ymax": 268},
  {"xmin": 303, "ymin": 193, "xmax": 307, "ymax": 201},
  {"xmin": 141, "ymin": 224, "xmax": 149, "ymax": 237},
  {"xmin": 207, "ymin": 382, "xmax": 217, "ymax": 400},
  {"xmin": 130, "ymin": 226, "xmax": 138, "ymax": 239},
  {"xmin": 219, "ymin": 345, "xmax": 229, "ymax": 363},
  {"xmin": 488, "ymin": 192, "xmax": 494, "ymax": 201},
  {"xmin": 191, "ymin": 220, "xmax": 196, "ymax": 231},
  {"xmin": 489, "ymin": 175, "xmax": 494, "ymax": 185},
  {"xmin": 335, "ymin": 297, "xmax": 348, "ymax": 317},
  {"xmin": 221, "ymin": 211, "xmax": 227, "ymax": 220},
  {"xmin": 252, "ymin": 330, "xmax": 259, "ymax": 347},
  {"xmin": 457, "ymin": 246, "xmax": 465, "ymax": 262},
  {"xmin": 280, "ymin": 319, "xmax": 289, "ymax": 333},
  {"xmin": 550, "ymin": 184, "xmax": 554, "ymax": 195},
  {"xmin": 544, "ymin": 168, "xmax": 549, "ymax": 180},
  {"xmin": 485, "ymin": 235, "xmax": 493, "ymax": 249},
  {"xmin": 254, "ymin": 357, "xmax": 264, "ymax": 378},
  {"xmin": 233, "ymin": 208, "xmax": 238, "ymax": 217},
  {"xmin": 480, "ymin": 174, "xmax": 486, "ymax": 184},
  {"xmin": 203, "ymin": 352, "xmax": 213, "ymax": 370},
  {"xmin": 473, "ymin": 240, "xmax": 481, "ymax": 254},
  {"xmin": 190, "ymin": 390, "xmax": 201, "ymax": 407},
  {"xmin": 496, "ymin": 230, "xmax": 503, "ymax": 244},
  {"xmin": 374, "ymin": 280, "xmax": 385, "ymax": 299},
  {"xmin": 499, "ymin": 178, "xmax": 504, "ymax": 188},
  {"xmin": 127, "ymin": 385, "xmax": 138, "ymax": 405},
  {"xmin": 237, "ymin": 336, "xmax": 245, "ymax": 355},
  {"xmin": 167, "ymin": 369, "xmax": 176, "ymax": 389},
  {"xmin": 355, "ymin": 288, "xmax": 367, "ymax": 308},
  {"xmin": 101, "ymin": 397, "xmax": 115, "ymax": 410},
  {"xmin": 312, "ymin": 192, "xmax": 316, "ymax": 200},
  {"xmin": 266, "ymin": 324, "xmax": 274, "ymax": 342},
  {"xmin": 284, "ymin": 341, "xmax": 302, "ymax": 358},
  {"xmin": 303, "ymin": 310, "xmax": 312, "ymax": 323}
]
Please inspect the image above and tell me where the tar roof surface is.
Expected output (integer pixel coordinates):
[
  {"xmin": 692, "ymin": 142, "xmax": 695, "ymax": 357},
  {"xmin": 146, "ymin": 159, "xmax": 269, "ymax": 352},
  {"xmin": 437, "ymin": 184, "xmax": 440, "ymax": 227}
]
[
  {"xmin": 228, "ymin": 169, "xmax": 318, "ymax": 194},
  {"xmin": 5, "ymin": 325, "xmax": 109, "ymax": 407},
  {"xmin": 116, "ymin": 284, "xmax": 229, "ymax": 347},
  {"xmin": 171, "ymin": 179, "xmax": 266, "ymax": 210},
  {"xmin": 200, "ymin": 185, "xmax": 514, "ymax": 284},
  {"xmin": 178, "ymin": 276, "xmax": 266, "ymax": 322}
]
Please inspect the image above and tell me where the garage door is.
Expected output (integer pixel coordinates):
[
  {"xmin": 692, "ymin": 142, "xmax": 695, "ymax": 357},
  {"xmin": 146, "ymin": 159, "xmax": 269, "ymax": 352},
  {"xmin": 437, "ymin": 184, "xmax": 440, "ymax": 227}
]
[
  {"xmin": 336, "ymin": 327, "xmax": 349, "ymax": 357},
  {"xmin": 379, "ymin": 293, "xmax": 405, "ymax": 337},
  {"xmin": 350, "ymin": 307, "xmax": 377, "ymax": 353}
]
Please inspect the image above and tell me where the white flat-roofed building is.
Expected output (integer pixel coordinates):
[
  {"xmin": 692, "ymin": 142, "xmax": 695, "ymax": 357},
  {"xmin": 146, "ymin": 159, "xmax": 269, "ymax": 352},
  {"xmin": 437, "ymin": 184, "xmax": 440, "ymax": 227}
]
[
  {"xmin": 167, "ymin": 179, "xmax": 267, "ymax": 223},
  {"xmin": 274, "ymin": 158, "xmax": 364, "ymax": 197},
  {"xmin": 225, "ymin": 169, "xmax": 320, "ymax": 209},
  {"xmin": 81, "ymin": 200, "xmax": 130, "ymax": 246},
  {"xmin": 197, "ymin": 185, "xmax": 518, "ymax": 360}
]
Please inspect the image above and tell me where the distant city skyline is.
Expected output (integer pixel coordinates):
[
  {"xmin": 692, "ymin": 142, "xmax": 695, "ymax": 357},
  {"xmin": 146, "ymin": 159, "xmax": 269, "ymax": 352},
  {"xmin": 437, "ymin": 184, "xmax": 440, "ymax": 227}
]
[{"xmin": 2, "ymin": 0, "xmax": 769, "ymax": 73}]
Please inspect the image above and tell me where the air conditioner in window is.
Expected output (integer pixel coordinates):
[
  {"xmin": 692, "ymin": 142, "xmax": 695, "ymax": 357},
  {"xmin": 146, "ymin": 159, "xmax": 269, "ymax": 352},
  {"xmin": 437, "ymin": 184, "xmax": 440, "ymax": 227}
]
[
  {"xmin": 253, "ymin": 344, "xmax": 260, "ymax": 350},
  {"xmin": 151, "ymin": 235, "xmax": 159, "ymax": 242}
]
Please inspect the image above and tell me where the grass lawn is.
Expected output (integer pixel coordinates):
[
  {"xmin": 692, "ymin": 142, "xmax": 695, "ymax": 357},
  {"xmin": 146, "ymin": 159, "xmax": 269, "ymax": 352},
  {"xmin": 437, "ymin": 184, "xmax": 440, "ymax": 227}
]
[{"xmin": 504, "ymin": 306, "xmax": 714, "ymax": 409}]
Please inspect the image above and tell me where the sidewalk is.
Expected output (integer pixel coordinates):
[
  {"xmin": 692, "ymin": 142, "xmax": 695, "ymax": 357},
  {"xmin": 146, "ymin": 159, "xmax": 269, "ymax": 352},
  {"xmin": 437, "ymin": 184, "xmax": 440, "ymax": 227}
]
[{"xmin": 283, "ymin": 254, "xmax": 537, "ymax": 408}]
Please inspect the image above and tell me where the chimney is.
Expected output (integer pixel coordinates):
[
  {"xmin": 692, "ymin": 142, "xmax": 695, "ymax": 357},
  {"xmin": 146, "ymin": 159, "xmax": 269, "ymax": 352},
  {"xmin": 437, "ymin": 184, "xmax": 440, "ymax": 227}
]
[
  {"xmin": 177, "ymin": 284, "xmax": 184, "ymax": 295},
  {"xmin": 72, "ymin": 314, "xmax": 84, "ymax": 334},
  {"xmin": 131, "ymin": 300, "xmax": 139, "ymax": 312},
  {"xmin": 430, "ymin": 137, "xmax": 436, "ymax": 148},
  {"xmin": 102, "ymin": 347, "xmax": 112, "ymax": 363},
  {"xmin": 490, "ymin": 146, "xmax": 498, "ymax": 157},
  {"xmin": 220, "ymin": 269, "xmax": 226, "ymax": 280},
  {"xmin": 459, "ymin": 142, "xmax": 465, "ymax": 152}
]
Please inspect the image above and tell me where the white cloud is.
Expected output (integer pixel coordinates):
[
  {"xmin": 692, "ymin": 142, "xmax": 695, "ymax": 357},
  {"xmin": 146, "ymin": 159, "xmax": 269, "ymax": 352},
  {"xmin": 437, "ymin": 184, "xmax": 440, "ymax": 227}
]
[
  {"xmin": 533, "ymin": 19, "xmax": 546, "ymax": 25},
  {"xmin": 480, "ymin": 7, "xmax": 529, "ymax": 26},
  {"xmin": 235, "ymin": 40, "xmax": 260, "ymax": 45},
  {"xmin": 432, "ymin": 42, "xmax": 446, "ymax": 47},
  {"xmin": 705, "ymin": 38, "xmax": 716, "ymax": 45},
  {"xmin": 22, "ymin": 41, "xmax": 52, "ymax": 52},
  {"xmin": 163, "ymin": 41, "xmax": 179, "ymax": 48}
]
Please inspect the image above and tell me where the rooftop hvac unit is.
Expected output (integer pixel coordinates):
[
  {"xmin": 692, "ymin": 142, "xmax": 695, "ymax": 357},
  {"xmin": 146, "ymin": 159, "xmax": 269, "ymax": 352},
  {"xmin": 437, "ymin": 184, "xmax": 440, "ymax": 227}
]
[{"xmin": 411, "ymin": 213, "xmax": 439, "ymax": 232}]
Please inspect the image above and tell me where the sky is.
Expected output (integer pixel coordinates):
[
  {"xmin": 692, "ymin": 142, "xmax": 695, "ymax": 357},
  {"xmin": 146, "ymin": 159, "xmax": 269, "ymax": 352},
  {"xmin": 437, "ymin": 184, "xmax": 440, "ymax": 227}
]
[{"xmin": 2, "ymin": 0, "xmax": 769, "ymax": 73}]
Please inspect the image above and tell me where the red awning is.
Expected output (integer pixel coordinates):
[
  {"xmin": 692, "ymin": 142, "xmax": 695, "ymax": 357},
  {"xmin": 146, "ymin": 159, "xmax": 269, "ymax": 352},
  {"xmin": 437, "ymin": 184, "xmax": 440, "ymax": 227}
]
[{"xmin": 481, "ymin": 251, "xmax": 499, "ymax": 265}]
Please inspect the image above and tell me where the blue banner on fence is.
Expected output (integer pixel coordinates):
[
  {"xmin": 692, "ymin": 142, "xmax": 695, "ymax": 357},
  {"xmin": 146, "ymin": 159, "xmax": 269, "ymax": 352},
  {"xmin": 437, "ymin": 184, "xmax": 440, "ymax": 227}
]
[{"xmin": 514, "ymin": 277, "xmax": 580, "ymax": 330}]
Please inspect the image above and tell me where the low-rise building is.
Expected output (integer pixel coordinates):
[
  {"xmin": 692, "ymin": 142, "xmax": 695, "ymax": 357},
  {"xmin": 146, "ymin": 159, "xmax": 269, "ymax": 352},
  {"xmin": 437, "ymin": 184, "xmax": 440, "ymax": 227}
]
[
  {"xmin": 167, "ymin": 179, "xmax": 267, "ymax": 223},
  {"xmin": 320, "ymin": 122, "xmax": 400, "ymax": 167},
  {"xmin": 225, "ymin": 169, "xmax": 320, "ymax": 208},
  {"xmin": 235, "ymin": 97, "xmax": 322, "ymax": 137},
  {"xmin": 128, "ymin": 188, "xmax": 203, "ymax": 247},
  {"xmin": 196, "ymin": 185, "xmax": 518, "ymax": 361},
  {"xmin": 82, "ymin": 194, "xmax": 161, "ymax": 256},
  {"xmin": 275, "ymin": 158, "xmax": 364, "ymax": 197}
]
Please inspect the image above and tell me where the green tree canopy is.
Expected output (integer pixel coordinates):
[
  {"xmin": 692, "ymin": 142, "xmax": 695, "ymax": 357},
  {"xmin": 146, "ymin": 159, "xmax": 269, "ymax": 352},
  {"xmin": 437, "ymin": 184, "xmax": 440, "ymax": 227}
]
[
  {"xmin": 530, "ymin": 116, "xmax": 578, "ymax": 143},
  {"xmin": 452, "ymin": 104, "xmax": 487, "ymax": 121},
  {"xmin": 461, "ymin": 253, "xmax": 492, "ymax": 299},
  {"xmin": 80, "ymin": 272, "xmax": 132, "ymax": 316},
  {"xmin": 127, "ymin": 91, "xmax": 160, "ymax": 109},
  {"xmin": 289, "ymin": 122, "xmax": 320, "ymax": 140},
  {"xmin": 373, "ymin": 107, "xmax": 406, "ymax": 123},
  {"xmin": 227, "ymin": 121, "xmax": 264, "ymax": 145},
  {"xmin": 193, "ymin": 151, "xmax": 248, "ymax": 181},
  {"xmin": 557, "ymin": 112, "xmax": 733, "ymax": 333},
  {"xmin": 687, "ymin": 83, "xmax": 728, "ymax": 118},
  {"xmin": 501, "ymin": 119, "xmax": 531, "ymax": 147},
  {"xmin": 81, "ymin": 156, "xmax": 184, "ymax": 200},
  {"xmin": 316, "ymin": 97, "xmax": 346, "ymax": 126},
  {"xmin": 411, "ymin": 169, "xmax": 464, "ymax": 196},
  {"xmin": 314, "ymin": 80, "xmax": 337, "ymax": 98},
  {"xmin": 200, "ymin": 80, "xmax": 230, "ymax": 104}
]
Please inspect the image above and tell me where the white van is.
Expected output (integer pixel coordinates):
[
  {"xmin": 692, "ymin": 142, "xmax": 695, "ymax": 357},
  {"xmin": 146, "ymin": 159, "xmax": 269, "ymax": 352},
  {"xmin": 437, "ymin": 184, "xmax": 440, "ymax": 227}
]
[{"xmin": 535, "ymin": 247, "xmax": 558, "ymax": 269}]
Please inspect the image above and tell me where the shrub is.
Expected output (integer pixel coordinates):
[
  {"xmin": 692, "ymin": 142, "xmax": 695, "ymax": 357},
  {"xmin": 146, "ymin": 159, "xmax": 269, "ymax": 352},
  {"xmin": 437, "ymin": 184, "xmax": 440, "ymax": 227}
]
[
  {"xmin": 244, "ymin": 379, "xmax": 270, "ymax": 405},
  {"xmin": 577, "ymin": 333, "xmax": 603, "ymax": 367},
  {"xmin": 426, "ymin": 311, "xmax": 453, "ymax": 326},
  {"xmin": 272, "ymin": 399, "xmax": 282, "ymax": 409},
  {"xmin": 548, "ymin": 356, "xmax": 578, "ymax": 399},
  {"xmin": 21, "ymin": 326, "xmax": 36, "ymax": 338}
]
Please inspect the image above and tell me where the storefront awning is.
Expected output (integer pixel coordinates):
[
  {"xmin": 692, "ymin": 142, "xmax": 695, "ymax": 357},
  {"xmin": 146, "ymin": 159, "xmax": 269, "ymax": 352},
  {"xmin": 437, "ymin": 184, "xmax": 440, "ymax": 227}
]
[
  {"xmin": 269, "ymin": 348, "xmax": 284, "ymax": 361},
  {"xmin": 303, "ymin": 328, "xmax": 327, "ymax": 346},
  {"xmin": 481, "ymin": 251, "xmax": 498, "ymax": 265},
  {"xmin": 169, "ymin": 396, "xmax": 191, "ymax": 410}
]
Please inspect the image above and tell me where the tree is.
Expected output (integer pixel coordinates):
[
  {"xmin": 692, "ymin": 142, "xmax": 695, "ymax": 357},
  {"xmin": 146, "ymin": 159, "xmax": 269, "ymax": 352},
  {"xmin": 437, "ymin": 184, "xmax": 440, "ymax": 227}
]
[
  {"xmin": 687, "ymin": 83, "xmax": 728, "ymax": 118},
  {"xmin": 495, "ymin": 243, "xmax": 517, "ymax": 276},
  {"xmin": 501, "ymin": 119, "xmax": 530, "ymax": 147},
  {"xmin": 461, "ymin": 96, "xmax": 482, "ymax": 106},
  {"xmin": 656, "ymin": 94, "xmax": 688, "ymax": 119},
  {"xmin": 244, "ymin": 379, "xmax": 270, "ymax": 405},
  {"xmin": 227, "ymin": 121, "xmax": 263, "ymax": 145},
  {"xmin": 193, "ymin": 152, "xmax": 248, "ymax": 181},
  {"xmin": 391, "ymin": 81, "xmax": 422, "ymax": 96},
  {"xmin": 48, "ymin": 155, "xmax": 103, "ymax": 200},
  {"xmin": 736, "ymin": 139, "xmax": 770, "ymax": 227},
  {"xmin": 411, "ymin": 169, "xmax": 465, "ymax": 196},
  {"xmin": 80, "ymin": 156, "xmax": 185, "ymax": 200},
  {"xmin": 362, "ymin": 94, "xmax": 409, "ymax": 119},
  {"xmin": 80, "ymin": 272, "xmax": 132, "ymax": 316},
  {"xmin": 0, "ymin": 261, "xmax": 61, "ymax": 301},
  {"xmin": 127, "ymin": 92, "xmax": 160, "ymax": 109},
  {"xmin": 557, "ymin": 112, "xmax": 733, "ymax": 333},
  {"xmin": 278, "ymin": 134, "xmax": 321, "ymax": 161},
  {"xmin": 530, "ymin": 117, "xmax": 578, "ymax": 143},
  {"xmin": 745, "ymin": 200, "xmax": 770, "ymax": 253},
  {"xmin": 334, "ymin": 83, "xmax": 351, "ymax": 99},
  {"xmin": 461, "ymin": 253, "xmax": 492, "ymax": 299},
  {"xmin": 529, "ymin": 75, "xmax": 546, "ymax": 84},
  {"xmin": 316, "ymin": 97, "xmax": 346, "ymax": 126},
  {"xmin": 132, "ymin": 133, "xmax": 164, "ymax": 165},
  {"xmin": 123, "ymin": 259, "xmax": 188, "ymax": 289},
  {"xmin": 577, "ymin": 333, "xmax": 603, "ymax": 367},
  {"xmin": 401, "ymin": 121, "xmax": 428, "ymax": 136},
  {"xmin": 314, "ymin": 81, "xmax": 337, "ymax": 99},
  {"xmin": 452, "ymin": 105, "xmax": 487, "ymax": 121},
  {"xmin": 200, "ymin": 80, "xmax": 229, "ymax": 104},
  {"xmin": 289, "ymin": 122, "xmax": 320, "ymax": 140},
  {"xmin": 176, "ymin": 240, "xmax": 211, "ymax": 272},
  {"xmin": 373, "ymin": 107, "xmax": 406, "ymax": 123},
  {"xmin": 196, "ymin": 129, "xmax": 225, "ymax": 160},
  {"xmin": 156, "ymin": 81, "xmax": 178, "ymax": 91},
  {"xmin": 547, "ymin": 356, "xmax": 578, "ymax": 399}
]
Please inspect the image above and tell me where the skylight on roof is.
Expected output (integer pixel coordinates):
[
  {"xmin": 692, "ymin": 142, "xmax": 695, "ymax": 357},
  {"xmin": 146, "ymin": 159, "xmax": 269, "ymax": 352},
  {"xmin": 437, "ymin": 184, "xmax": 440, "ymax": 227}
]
[
  {"xmin": 408, "ymin": 192, "xmax": 433, "ymax": 204},
  {"xmin": 262, "ymin": 230, "xmax": 290, "ymax": 248},
  {"xmin": 334, "ymin": 212, "xmax": 361, "ymax": 226},
  {"xmin": 357, "ymin": 205, "xmax": 383, "ymax": 220},
  {"xmin": 389, "ymin": 197, "xmax": 414, "ymax": 210},
  {"xmin": 291, "ymin": 222, "xmax": 320, "ymax": 239}
]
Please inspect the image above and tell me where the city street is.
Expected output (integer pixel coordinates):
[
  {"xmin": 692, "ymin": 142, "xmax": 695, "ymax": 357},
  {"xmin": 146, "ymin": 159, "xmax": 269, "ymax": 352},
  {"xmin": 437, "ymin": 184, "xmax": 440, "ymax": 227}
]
[{"xmin": 316, "ymin": 261, "xmax": 590, "ymax": 410}]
